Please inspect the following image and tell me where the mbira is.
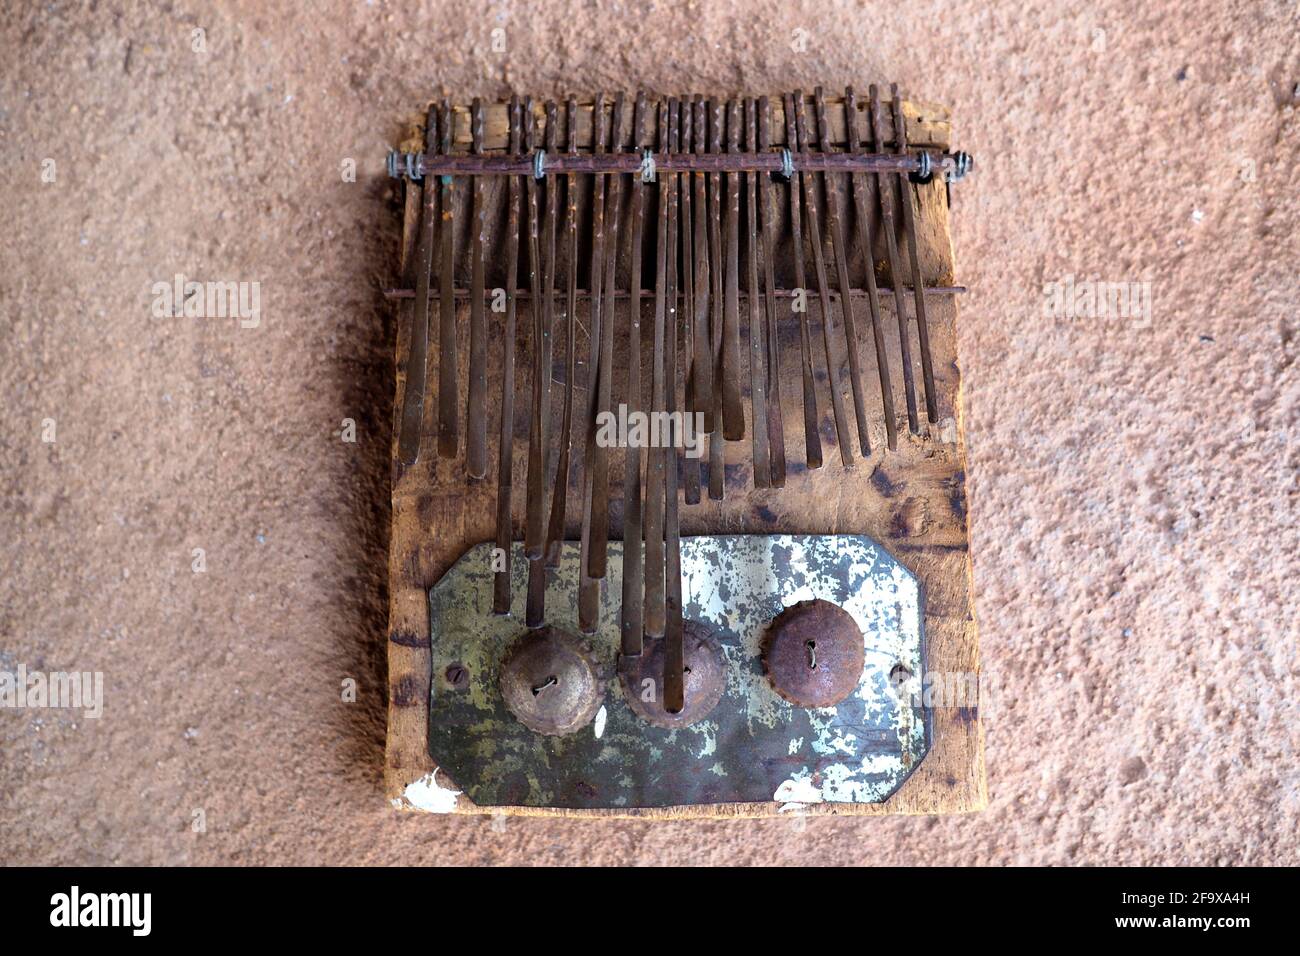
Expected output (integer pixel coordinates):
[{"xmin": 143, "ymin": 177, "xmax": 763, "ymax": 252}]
[{"xmin": 383, "ymin": 88, "xmax": 983, "ymax": 816}]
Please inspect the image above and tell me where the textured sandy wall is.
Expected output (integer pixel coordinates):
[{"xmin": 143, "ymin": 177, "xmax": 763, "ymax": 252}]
[{"xmin": 1, "ymin": 0, "xmax": 1295, "ymax": 864}]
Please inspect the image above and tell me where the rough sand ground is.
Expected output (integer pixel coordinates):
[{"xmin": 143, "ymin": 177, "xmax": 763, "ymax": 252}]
[{"xmin": 1, "ymin": 1, "xmax": 1296, "ymax": 865}]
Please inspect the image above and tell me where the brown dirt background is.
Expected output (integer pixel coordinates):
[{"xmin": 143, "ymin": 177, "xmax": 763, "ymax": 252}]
[{"xmin": 2, "ymin": 0, "xmax": 1297, "ymax": 866}]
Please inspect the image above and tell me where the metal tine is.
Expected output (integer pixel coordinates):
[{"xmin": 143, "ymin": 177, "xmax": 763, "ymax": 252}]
[
  {"xmin": 577, "ymin": 93, "xmax": 610, "ymax": 634},
  {"xmin": 662, "ymin": 97, "xmax": 685, "ymax": 716},
  {"xmin": 466, "ymin": 98, "xmax": 490, "ymax": 477},
  {"xmin": 492, "ymin": 97, "xmax": 523, "ymax": 615},
  {"xmin": 844, "ymin": 86, "xmax": 898, "ymax": 450},
  {"xmin": 436, "ymin": 100, "xmax": 459, "ymax": 458},
  {"xmin": 643, "ymin": 99, "xmax": 671, "ymax": 639},
  {"xmin": 793, "ymin": 90, "xmax": 854, "ymax": 467},
  {"xmin": 744, "ymin": 97, "xmax": 771, "ymax": 489},
  {"xmin": 706, "ymin": 99, "xmax": 727, "ymax": 500},
  {"xmin": 891, "ymin": 84, "xmax": 939, "ymax": 424},
  {"xmin": 397, "ymin": 104, "xmax": 439, "ymax": 466},
  {"xmin": 541, "ymin": 100, "xmax": 561, "ymax": 488},
  {"xmin": 588, "ymin": 93, "xmax": 626, "ymax": 584},
  {"xmin": 620, "ymin": 92, "xmax": 650, "ymax": 659},
  {"xmin": 680, "ymin": 98, "xmax": 701, "ymax": 505},
  {"xmin": 522, "ymin": 98, "xmax": 549, "ymax": 627},
  {"xmin": 720, "ymin": 99, "xmax": 746, "ymax": 443},
  {"xmin": 665, "ymin": 99, "xmax": 680, "ymax": 462},
  {"xmin": 665, "ymin": 100, "xmax": 680, "ymax": 466},
  {"xmin": 544, "ymin": 98, "xmax": 577, "ymax": 569},
  {"xmin": 522, "ymin": 97, "xmax": 547, "ymax": 562},
  {"xmin": 757, "ymin": 97, "xmax": 787, "ymax": 487},
  {"xmin": 689, "ymin": 97, "xmax": 713, "ymax": 440},
  {"xmin": 868, "ymin": 84, "xmax": 919, "ymax": 434},
  {"xmin": 783, "ymin": 92, "xmax": 823, "ymax": 470},
  {"xmin": 814, "ymin": 87, "xmax": 871, "ymax": 457}
]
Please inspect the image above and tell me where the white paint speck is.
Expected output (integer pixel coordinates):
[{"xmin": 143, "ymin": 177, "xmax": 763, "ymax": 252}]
[
  {"xmin": 593, "ymin": 705, "xmax": 607, "ymax": 739},
  {"xmin": 402, "ymin": 769, "xmax": 461, "ymax": 813},
  {"xmin": 774, "ymin": 776, "xmax": 823, "ymax": 804}
]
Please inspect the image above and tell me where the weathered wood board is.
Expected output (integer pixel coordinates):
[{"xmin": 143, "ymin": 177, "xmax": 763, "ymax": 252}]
[{"xmin": 384, "ymin": 95, "xmax": 985, "ymax": 817}]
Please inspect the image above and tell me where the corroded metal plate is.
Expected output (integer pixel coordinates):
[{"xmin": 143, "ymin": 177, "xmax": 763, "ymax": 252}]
[{"xmin": 427, "ymin": 535, "xmax": 929, "ymax": 810}]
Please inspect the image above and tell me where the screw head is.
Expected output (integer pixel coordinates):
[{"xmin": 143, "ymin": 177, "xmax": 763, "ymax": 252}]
[
  {"xmin": 762, "ymin": 600, "xmax": 864, "ymax": 708},
  {"xmin": 444, "ymin": 663, "xmax": 469, "ymax": 689}
]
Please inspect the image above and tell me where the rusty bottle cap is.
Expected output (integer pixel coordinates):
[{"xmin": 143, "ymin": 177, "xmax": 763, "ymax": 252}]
[
  {"xmin": 762, "ymin": 599, "xmax": 864, "ymax": 707},
  {"xmin": 499, "ymin": 626, "xmax": 603, "ymax": 736},
  {"xmin": 619, "ymin": 620, "xmax": 726, "ymax": 729}
]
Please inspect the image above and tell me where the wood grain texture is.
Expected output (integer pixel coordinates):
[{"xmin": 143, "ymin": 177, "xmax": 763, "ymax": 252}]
[{"xmin": 385, "ymin": 98, "xmax": 983, "ymax": 817}]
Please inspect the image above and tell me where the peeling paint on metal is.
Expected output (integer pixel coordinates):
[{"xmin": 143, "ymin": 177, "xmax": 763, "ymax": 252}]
[
  {"xmin": 690, "ymin": 720, "xmax": 718, "ymax": 758},
  {"xmin": 425, "ymin": 535, "xmax": 928, "ymax": 810}
]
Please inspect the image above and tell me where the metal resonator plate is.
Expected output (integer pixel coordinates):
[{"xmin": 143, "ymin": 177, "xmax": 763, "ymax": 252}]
[{"xmin": 427, "ymin": 535, "xmax": 929, "ymax": 810}]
